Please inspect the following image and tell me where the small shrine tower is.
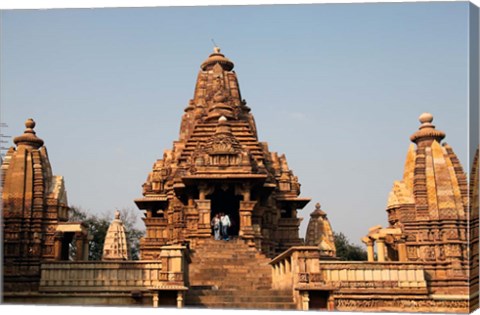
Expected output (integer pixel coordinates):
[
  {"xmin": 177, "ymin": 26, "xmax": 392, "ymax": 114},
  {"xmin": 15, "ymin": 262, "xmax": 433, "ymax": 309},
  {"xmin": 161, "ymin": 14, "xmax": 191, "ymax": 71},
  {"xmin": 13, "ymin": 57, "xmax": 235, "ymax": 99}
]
[
  {"xmin": 305, "ymin": 202, "xmax": 336, "ymax": 258},
  {"xmin": 102, "ymin": 210, "xmax": 131, "ymax": 260},
  {"xmin": 1, "ymin": 119, "xmax": 89, "ymax": 291}
]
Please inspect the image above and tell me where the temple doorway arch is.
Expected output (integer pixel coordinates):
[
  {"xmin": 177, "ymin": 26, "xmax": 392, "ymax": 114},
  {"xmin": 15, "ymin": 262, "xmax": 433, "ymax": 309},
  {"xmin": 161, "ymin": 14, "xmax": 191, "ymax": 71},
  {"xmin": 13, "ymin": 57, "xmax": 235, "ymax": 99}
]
[{"xmin": 208, "ymin": 186, "xmax": 241, "ymax": 237}]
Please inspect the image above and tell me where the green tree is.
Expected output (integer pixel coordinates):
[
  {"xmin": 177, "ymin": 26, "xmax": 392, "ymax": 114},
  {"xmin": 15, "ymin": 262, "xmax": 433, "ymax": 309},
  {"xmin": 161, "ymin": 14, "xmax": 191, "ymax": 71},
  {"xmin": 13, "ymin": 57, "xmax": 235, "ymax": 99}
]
[
  {"xmin": 69, "ymin": 206, "xmax": 144, "ymax": 260},
  {"xmin": 334, "ymin": 231, "xmax": 368, "ymax": 261}
]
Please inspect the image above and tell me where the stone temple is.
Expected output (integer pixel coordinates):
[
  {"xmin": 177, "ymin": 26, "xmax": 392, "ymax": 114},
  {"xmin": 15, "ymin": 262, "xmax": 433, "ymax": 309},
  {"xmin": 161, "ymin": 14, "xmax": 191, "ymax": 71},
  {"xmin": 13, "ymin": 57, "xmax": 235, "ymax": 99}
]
[
  {"xmin": 1, "ymin": 48, "xmax": 478, "ymax": 313},
  {"xmin": 135, "ymin": 46, "xmax": 309, "ymax": 259}
]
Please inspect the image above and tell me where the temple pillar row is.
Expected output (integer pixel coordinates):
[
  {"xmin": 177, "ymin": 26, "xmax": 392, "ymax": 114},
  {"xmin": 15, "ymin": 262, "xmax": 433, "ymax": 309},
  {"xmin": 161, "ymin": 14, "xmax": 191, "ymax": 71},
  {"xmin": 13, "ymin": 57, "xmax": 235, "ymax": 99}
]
[{"xmin": 54, "ymin": 231, "xmax": 89, "ymax": 261}]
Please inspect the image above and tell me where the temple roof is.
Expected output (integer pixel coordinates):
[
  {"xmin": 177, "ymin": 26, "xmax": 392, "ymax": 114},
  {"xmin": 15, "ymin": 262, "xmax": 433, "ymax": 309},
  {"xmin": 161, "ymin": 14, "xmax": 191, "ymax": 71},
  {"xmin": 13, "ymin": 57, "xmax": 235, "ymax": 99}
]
[
  {"xmin": 2, "ymin": 118, "xmax": 69, "ymax": 217},
  {"xmin": 139, "ymin": 48, "xmax": 310, "ymax": 213}
]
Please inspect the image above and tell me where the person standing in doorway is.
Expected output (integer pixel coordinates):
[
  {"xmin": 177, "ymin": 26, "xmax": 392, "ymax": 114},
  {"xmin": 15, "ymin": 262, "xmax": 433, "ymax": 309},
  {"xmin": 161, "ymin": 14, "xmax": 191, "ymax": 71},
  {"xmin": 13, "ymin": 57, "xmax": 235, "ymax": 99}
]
[
  {"xmin": 211, "ymin": 213, "xmax": 222, "ymax": 240},
  {"xmin": 220, "ymin": 212, "xmax": 231, "ymax": 241}
]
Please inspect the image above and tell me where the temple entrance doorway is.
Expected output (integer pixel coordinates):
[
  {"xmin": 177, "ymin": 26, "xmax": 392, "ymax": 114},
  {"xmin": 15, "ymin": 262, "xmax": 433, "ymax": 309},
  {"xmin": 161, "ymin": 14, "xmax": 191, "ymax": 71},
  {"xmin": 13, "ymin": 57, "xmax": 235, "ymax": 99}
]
[
  {"xmin": 208, "ymin": 186, "xmax": 241, "ymax": 237},
  {"xmin": 309, "ymin": 291, "xmax": 330, "ymax": 310}
]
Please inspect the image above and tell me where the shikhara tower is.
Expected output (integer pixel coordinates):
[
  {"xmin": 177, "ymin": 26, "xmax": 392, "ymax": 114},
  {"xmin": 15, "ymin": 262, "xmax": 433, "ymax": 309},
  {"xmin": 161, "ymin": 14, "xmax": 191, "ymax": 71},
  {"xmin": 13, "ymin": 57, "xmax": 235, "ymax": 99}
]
[
  {"xmin": 135, "ymin": 47, "xmax": 310, "ymax": 258},
  {"xmin": 363, "ymin": 113, "xmax": 469, "ymax": 295}
]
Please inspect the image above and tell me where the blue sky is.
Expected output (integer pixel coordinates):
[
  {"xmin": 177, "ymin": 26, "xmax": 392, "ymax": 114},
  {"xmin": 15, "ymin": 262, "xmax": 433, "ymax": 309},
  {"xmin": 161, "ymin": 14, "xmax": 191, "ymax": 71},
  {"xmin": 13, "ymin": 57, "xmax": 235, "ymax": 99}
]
[{"xmin": 0, "ymin": 2, "xmax": 471, "ymax": 245}]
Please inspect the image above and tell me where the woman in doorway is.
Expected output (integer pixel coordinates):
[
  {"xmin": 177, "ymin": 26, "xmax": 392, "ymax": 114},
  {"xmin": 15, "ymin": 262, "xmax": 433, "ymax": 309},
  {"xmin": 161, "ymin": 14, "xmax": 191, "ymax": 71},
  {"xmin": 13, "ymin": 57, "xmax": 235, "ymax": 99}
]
[{"xmin": 211, "ymin": 213, "xmax": 222, "ymax": 240}]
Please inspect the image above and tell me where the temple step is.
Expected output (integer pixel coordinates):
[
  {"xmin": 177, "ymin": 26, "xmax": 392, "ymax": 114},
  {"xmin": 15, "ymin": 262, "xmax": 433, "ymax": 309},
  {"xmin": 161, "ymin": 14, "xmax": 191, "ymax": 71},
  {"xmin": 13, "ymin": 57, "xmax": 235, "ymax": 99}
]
[
  {"xmin": 186, "ymin": 238, "xmax": 296, "ymax": 309},
  {"xmin": 185, "ymin": 289, "xmax": 296, "ymax": 309}
]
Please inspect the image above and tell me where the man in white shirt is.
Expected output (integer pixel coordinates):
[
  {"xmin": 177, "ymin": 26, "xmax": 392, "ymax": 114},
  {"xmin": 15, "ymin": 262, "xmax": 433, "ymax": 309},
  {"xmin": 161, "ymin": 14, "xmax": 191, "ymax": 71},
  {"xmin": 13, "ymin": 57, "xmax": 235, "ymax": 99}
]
[{"xmin": 220, "ymin": 212, "xmax": 231, "ymax": 241}]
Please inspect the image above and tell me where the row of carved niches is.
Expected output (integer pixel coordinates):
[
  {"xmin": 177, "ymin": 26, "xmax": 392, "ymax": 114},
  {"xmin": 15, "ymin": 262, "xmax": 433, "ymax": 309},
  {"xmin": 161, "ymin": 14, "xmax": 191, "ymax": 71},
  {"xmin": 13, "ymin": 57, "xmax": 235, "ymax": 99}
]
[
  {"xmin": 406, "ymin": 244, "xmax": 466, "ymax": 261},
  {"xmin": 402, "ymin": 227, "xmax": 466, "ymax": 243},
  {"xmin": 334, "ymin": 298, "xmax": 467, "ymax": 310}
]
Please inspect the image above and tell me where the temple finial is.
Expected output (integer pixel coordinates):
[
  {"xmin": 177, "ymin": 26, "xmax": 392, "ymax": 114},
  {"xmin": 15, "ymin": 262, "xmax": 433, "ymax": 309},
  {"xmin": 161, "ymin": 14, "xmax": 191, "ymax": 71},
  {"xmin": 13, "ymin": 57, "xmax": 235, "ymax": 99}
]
[
  {"xmin": 201, "ymin": 45, "xmax": 234, "ymax": 71},
  {"xmin": 13, "ymin": 118, "xmax": 44, "ymax": 149},
  {"xmin": 418, "ymin": 112, "xmax": 434, "ymax": 128},
  {"xmin": 211, "ymin": 38, "xmax": 220, "ymax": 53},
  {"xmin": 410, "ymin": 112, "xmax": 445, "ymax": 145}
]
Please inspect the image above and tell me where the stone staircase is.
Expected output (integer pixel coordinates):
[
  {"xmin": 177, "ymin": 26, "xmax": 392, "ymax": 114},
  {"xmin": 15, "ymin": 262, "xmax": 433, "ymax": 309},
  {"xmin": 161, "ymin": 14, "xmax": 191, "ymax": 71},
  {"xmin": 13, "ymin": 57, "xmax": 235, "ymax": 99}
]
[{"xmin": 186, "ymin": 238, "xmax": 296, "ymax": 310}]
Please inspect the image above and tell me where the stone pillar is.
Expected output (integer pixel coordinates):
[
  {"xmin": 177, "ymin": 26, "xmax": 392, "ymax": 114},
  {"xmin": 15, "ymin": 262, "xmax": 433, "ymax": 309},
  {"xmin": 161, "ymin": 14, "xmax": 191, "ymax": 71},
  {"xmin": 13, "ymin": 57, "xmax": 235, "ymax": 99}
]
[
  {"xmin": 54, "ymin": 232, "xmax": 63, "ymax": 261},
  {"xmin": 75, "ymin": 232, "xmax": 84, "ymax": 261},
  {"xmin": 160, "ymin": 245, "xmax": 187, "ymax": 286},
  {"xmin": 152, "ymin": 292, "xmax": 159, "ymax": 308},
  {"xmin": 83, "ymin": 235, "xmax": 91, "ymax": 260},
  {"xmin": 367, "ymin": 241, "xmax": 375, "ymax": 262},
  {"xmin": 177, "ymin": 291, "xmax": 184, "ymax": 308},
  {"xmin": 377, "ymin": 239, "xmax": 386, "ymax": 262},
  {"xmin": 327, "ymin": 295, "xmax": 335, "ymax": 311},
  {"xmin": 301, "ymin": 291, "xmax": 310, "ymax": 310},
  {"xmin": 195, "ymin": 199, "xmax": 211, "ymax": 238},
  {"xmin": 397, "ymin": 240, "xmax": 407, "ymax": 262},
  {"xmin": 239, "ymin": 200, "xmax": 256, "ymax": 244},
  {"xmin": 184, "ymin": 205, "xmax": 198, "ymax": 238}
]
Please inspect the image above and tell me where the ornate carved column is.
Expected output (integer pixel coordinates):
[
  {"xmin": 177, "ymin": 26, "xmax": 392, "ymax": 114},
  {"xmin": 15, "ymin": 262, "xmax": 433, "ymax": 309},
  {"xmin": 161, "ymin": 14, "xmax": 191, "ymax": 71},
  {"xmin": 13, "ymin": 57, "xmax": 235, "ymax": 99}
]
[
  {"xmin": 184, "ymin": 205, "xmax": 198, "ymax": 238},
  {"xmin": 239, "ymin": 200, "xmax": 256, "ymax": 243},
  {"xmin": 195, "ymin": 200, "xmax": 211, "ymax": 238}
]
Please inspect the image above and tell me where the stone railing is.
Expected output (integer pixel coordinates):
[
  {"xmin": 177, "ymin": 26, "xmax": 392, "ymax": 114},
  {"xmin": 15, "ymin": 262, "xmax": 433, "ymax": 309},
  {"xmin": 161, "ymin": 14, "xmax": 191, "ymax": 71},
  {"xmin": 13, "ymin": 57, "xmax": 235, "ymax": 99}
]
[
  {"xmin": 271, "ymin": 246, "xmax": 428, "ymax": 310},
  {"xmin": 39, "ymin": 245, "xmax": 189, "ymax": 293},
  {"xmin": 40, "ymin": 261, "xmax": 179, "ymax": 292},
  {"xmin": 271, "ymin": 246, "xmax": 321, "ymax": 291},
  {"xmin": 319, "ymin": 262, "xmax": 427, "ymax": 290}
]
